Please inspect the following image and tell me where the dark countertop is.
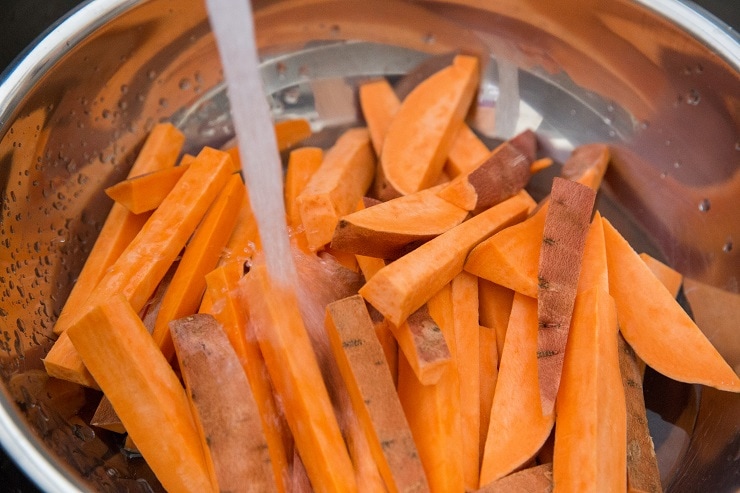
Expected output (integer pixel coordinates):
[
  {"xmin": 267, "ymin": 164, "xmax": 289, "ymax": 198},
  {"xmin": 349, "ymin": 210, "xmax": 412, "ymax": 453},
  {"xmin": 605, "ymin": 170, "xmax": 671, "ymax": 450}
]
[{"xmin": 0, "ymin": 1, "xmax": 737, "ymax": 492}]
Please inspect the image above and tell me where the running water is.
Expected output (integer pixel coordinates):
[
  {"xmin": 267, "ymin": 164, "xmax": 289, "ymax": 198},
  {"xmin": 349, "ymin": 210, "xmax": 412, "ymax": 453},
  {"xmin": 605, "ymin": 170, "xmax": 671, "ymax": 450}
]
[
  {"xmin": 494, "ymin": 59, "xmax": 520, "ymax": 140},
  {"xmin": 205, "ymin": 0, "xmax": 298, "ymax": 288}
]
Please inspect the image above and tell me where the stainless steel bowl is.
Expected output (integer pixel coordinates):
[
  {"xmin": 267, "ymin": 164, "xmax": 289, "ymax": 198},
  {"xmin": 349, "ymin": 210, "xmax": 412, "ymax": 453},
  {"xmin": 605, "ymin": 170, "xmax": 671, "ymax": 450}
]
[{"xmin": 1, "ymin": 0, "xmax": 738, "ymax": 491}]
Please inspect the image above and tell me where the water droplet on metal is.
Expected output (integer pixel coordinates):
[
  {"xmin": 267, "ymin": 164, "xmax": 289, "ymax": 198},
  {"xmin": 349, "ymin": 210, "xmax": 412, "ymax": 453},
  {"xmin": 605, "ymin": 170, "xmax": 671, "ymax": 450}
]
[
  {"xmin": 179, "ymin": 78, "xmax": 191, "ymax": 90},
  {"xmin": 673, "ymin": 160, "xmax": 681, "ymax": 169},
  {"xmin": 686, "ymin": 89, "xmax": 700, "ymax": 105},
  {"xmin": 423, "ymin": 33, "xmax": 436, "ymax": 44},
  {"xmin": 698, "ymin": 198, "xmax": 711, "ymax": 212},
  {"xmin": 283, "ymin": 87, "xmax": 300, "ymax": 105},
  {"xmin": 723, "ymin": 240, "xmax": 733, "ymax": 253}
]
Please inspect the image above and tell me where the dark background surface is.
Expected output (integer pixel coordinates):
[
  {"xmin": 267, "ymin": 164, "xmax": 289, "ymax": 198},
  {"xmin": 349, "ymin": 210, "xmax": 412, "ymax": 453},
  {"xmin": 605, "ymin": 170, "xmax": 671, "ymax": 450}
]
[{"xmin": 0, "ymin": 0, "xmax": 737, "ymax": 491}]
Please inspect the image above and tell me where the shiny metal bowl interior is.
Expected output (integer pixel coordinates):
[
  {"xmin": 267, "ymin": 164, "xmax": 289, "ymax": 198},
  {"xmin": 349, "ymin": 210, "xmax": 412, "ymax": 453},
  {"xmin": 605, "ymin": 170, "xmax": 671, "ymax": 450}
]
[{"xmin": 0, "ymin": 0, "xmax": 738, "ymax": 491}]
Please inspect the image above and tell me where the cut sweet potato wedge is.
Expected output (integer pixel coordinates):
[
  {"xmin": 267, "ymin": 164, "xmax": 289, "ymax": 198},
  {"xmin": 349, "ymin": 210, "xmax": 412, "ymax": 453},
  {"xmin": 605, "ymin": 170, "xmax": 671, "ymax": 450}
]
[
  {"xmin": 325, "ymin": 295, "xmax": 429, "ymax": 493},
  {"xmin": 381, "ymin": 55, "xmax": 480, "ymax": 195},
  {"xmin": 297, "ymin": 127, "xmax": 376, "ymax": 251},
  {"xmin": 285, "ymin": 147, "xmax": 323, "ymax": 228},
  {"xmin": 274, "ymin": 118, "xmax": 312, "ymax": 151},
  {"xmin": 171, "ymin": 314, "xmax": 277, "ymax": 492},
  {"xmin": 331, "ymin": 184, "xmax": 468, "ymax": 259},
  {"xmin": 451, "ymin": 271, "xmax": 480, "ymax": 490},
  {"xmin": 618, "ymin": 334, "xmax": 662, "ymax": 493},
  {"xmin": 240, "ymin": 263, "xmax": 357, "ymax": 492},
  {"xmin": 359, "ymin": 78, "xmax": 401, "ymax": 156},
  {"xmin": 105, "ymin": 164, "xmax": 190, "ymax": 214},
  {"xmin": 479, "ymin": 293, "xmax": 554, "ymax": 487},
  {"xmin": 360, "ymin": 190, "xmax": 534, "ymax": 327},
  {"xmin": 387, "ymin": 304, "xmax": 451, "ymax": 386},
  {"xmin": 66, "ymin": 295, "xmax": 215, "ymax": 493},
  {"xmin": 204, "ymin": 262, "xmax": 292, "ymax": 491},
  {"xmin": 52, "ymin": 122, "xmax": 184, "ymax": 336},
  {"xmin": 478, "ymin": 323, "xmax": 498, "ymax": 460},
  {"xmin": 602, "ymin": 217, "xmax": 740, "ymax": 392},
  {"xmin": 464, "ymin": 201, "xmax": 548, "ymax": 299},
  {"xmin": 397, "ymin": 283, "xmax": 464, "ymax": 493},
  {"xmin": 536, "ymin": 177, "xmax": 596, "ymax": 416},
  {"xmin": 553, "ymin": 287, "xmax": 626, "ymax": 492},
  {"xmin": 560, "ymin": 143, "xmax": 610, "ymax": 191},
  {"xmin": 444, "ymin": 124, "xmax": 490, "ymax": 178},
  {"xmin": 437, "ymin": 139, "xmax": 531, "ymax": 213},
  {"xmin": 152, "ymin": 174, "xmax": 245, "ymax": 361}
]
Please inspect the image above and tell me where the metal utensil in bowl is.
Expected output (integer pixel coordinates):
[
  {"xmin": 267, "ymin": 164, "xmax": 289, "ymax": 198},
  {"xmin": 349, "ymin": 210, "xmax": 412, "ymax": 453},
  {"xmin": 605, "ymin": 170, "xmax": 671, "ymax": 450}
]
[{"xmin": 1, "ymin": 0, "xmax": 738, "ymax": 491}]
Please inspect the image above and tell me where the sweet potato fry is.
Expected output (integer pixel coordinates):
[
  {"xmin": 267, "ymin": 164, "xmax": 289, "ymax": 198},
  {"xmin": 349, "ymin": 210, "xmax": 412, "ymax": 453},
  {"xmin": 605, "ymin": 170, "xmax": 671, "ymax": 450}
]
[
  {"xmin": 285, "ymin": 147, "xmax": 323, "ymax": 228},
  {"xmin": 553, "ymin": 287, "xmax": 626, "ymax": 492},
  {"xmin": 297, "ymin": 127, "xmax": 376, "ymax": 251},
  {"xmin": 560, "ymin": 143, "xmax": 610, "ymax": 191},
  {"xmin": 325, "ymin": 295, "xmax": 429, "ymax": 493},
  {"xmin": 104, "ymin": 164, "xmax": 190, "ymax": 214},
  {"xmin": 171, "ymin": 314, "xmax": 277, "ymax": 492},
  {"xmin": 360, "ymin": 190, "xmax": 534, "ymax": 327},
  {"xmin": 204, "ymin": 262, "xmax": 292, "ymax": 491},
  {"xmin": 152, "ymin": 174, "xmax": 245, "ymax": 361},
  {"xmin": 397, "ymin": 284, "xmax": 465, "ymax": 493},
  {"xmin": 66, "ymin": 295, "xmax": 215, "ymax": 493},
  {"xmin": 478, "ymin": 280, "xmax": 514, "ymax": 365},
  {"xmin": 52, "ymin": 122, "xmax": 184, "ymax": 336},
  {"xmin": 274, "ymin": 118, "xmax": 312, "ymax": 151},
  {"xmin": 464, "ymin": 201, "xmax": 547, "ymax": 298},
  {"xmin": 618, "ymin": 334, "xmax": 662, "ymax": 493},
  {"xmin": 478, "ymin": 324, "xmax": 498, "ymax": 459},
  {"xmin": 602, "ymin": 217, "xmax": 740, "ymax": 392},
  {"xmin": 451, "ymin": 271, "xmax": 481, "ymax": 490},
  {"xmin": 536, "ymin": 177, "xmax": 596, "ymax": 416},
  {"xmin": 479, "ymin": 293, "xmax": 554, "ymax": 487},
  {"xmin": 380, "ymin": 55, "xmax": 479, "ymax": 195},
  {"xmin": 445, "ymin": 124, "xmax": 490, "ymax": 178},
  {"xmin": 331, "ymin": 184, "xmax": 468, "ymax": 259},
  {"xmin": 240, "ymin": 263, "xmax": 357, "ymax": 492},
  {"xmin": 387, "ymin": 304, "xmax": 451, "ymax": 386}
]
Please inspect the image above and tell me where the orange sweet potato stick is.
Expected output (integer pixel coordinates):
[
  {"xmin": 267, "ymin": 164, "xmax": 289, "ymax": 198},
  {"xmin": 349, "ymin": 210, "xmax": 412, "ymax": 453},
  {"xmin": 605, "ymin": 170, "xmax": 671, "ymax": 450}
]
[
  {"xmin": 220, "ymin": 184, "xmax": 261, "ymax": 266},
  {"xmin": 559, "ymin": 143, "xmax": 610, "ymax": 191},
  {"xmin": 602, "ymin": 217, "xmax": 740, "ymax": 392},
  {"xmin": 380, "ymin": 55, "xmax": 480, "ymax": 195},
  {"xmin": 285, "ymin": 147, "xmax": 323, "ymax": 228},
  {"xmin": 240, "ymin": 263, "xmax": 358, "ymax": 492},
  {"xmin": 464, "ymin": 202, "xmax": 548, "ymax": 298},
  {"xmin": 360, "ymin": 190, "xmax": 534, "ymax": 327},
  {"xmin": 388, "ymin": 304, "xmax": 451, "ymax": 386},
  {"xmin": 104, "ymin": 164, "xmax": 190, "ymax": 214},
  {"xmin": 171, "ymin": 314, "xmax": 278, "ymax": 492},
  {"xmin": 536, "ymin": 177, "xmax": 596, "ymax": 416},
  {"xmin": 274, "ymin": 118, "xmax": 312, "ymax": 151},
  {"xmin": 358, "ymin": 77, "xmax": 489, "ymax": 178},
  {"xmin": 44, "ymin": 147, "xmax": 234, "ymax": 387},
  {"xmin": 152, "ymin": 174, "xmax": 244, "ymax": 361},
  {"xmin": 331, "ymin": 184, "xmax": 469, "ymax": 259},
  {"xmin": 444, "ymin": 124, "xmax": 490, "ymax": 178},
  {"xmin": 297, "ymin": 127, "xmax": 376, "ymax": 251},
  {"xmin": 66, "ymin": 295, "xmax": 216, "ymax": 493},
  {"xmin": 553, "ymin": 287, "xmax": 627, "ymax": 492},
  {"xmin": 325, "ymin": 295, "xmax": 429, "ymax": 493},
  {"xmin": 618, "ymin": 334, "xmax": 662, "ymax": 493},
  {"xmin": 203, "ymin": 262, "xmax": 292, "ymax": 492},
  {"xmin": 451, "ymin": 271, "xmax": 481, "ymax": 491},
  {"xmin": 479, "ymin": 293, "xmax": 554, "ymax": 487},
  {"xmin": 397, "ymin": 284, "xmax": 465, "ymax": 493},
  {"xmin": 52, "ymin": 122, "xmax": 184, "ymax": 336}
]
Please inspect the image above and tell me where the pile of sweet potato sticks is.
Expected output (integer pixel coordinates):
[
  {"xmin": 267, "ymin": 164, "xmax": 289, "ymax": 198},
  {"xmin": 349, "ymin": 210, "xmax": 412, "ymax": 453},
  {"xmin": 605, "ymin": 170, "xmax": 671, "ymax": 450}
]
[{"xmin": 42, "ymin": 54, "xmax": 739, "ymax": 492}]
